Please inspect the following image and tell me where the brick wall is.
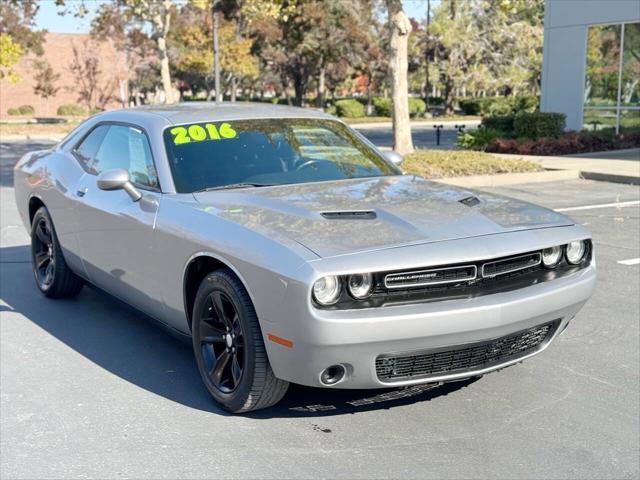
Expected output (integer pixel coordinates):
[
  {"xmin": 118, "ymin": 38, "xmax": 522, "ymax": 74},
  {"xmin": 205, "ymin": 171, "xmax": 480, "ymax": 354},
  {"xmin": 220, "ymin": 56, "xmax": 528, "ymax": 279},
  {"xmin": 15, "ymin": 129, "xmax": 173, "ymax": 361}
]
[{"xmin": 0, "ymin": 33, "xmax": 129, "ymax": 118}]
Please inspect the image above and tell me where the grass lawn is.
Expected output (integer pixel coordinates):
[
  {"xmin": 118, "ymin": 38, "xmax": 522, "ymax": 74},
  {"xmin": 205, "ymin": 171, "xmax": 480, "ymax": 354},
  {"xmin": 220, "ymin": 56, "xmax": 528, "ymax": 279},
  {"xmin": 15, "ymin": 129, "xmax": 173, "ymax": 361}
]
[
  {"xmin": 0, "ymin": 121, "xmax": 80, "ymax": 137},
  {"xmin": 402, "ymin": 149, "xmax": 544, "ymax": 178},
  {"xmin": 344, "ymin": 115, "xmax": 480, "ymax": 124}
]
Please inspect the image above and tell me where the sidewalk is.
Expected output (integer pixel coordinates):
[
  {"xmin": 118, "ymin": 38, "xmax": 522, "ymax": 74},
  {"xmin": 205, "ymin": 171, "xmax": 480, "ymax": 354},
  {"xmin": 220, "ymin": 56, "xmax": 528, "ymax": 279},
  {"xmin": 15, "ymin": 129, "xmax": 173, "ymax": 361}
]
[{"xmin": 493, "ymin": 149, "xmax": 640, "ymax": 185}]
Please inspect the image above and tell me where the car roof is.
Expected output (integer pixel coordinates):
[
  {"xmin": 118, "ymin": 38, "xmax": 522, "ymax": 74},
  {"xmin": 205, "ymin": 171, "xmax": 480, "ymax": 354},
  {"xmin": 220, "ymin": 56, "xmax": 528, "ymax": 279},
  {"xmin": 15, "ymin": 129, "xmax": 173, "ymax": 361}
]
[{"xmin": 112, "ymin": 102, "xmax": 334, "ymax": 125}]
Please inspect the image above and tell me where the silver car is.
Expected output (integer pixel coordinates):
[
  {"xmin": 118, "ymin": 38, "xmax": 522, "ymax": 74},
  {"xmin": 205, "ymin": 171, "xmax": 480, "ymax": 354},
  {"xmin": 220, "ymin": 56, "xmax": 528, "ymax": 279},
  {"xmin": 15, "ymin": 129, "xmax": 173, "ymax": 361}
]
[{"xmin": 13, "ymin": 103, "xmax": 596, "ymax": 413}]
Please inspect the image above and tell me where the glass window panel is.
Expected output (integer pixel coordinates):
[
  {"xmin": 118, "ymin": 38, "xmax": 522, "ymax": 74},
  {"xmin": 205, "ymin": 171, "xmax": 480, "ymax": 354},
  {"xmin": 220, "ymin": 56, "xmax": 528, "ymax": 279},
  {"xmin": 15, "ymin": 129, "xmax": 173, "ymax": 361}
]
[
  {"xmin": 582, "ymin": 108, "xmax": 618, "ymax": 132},
  {"xmin": 619, "ymin": 109, "xmax": 640, "ymax": 134},
  {"xmin": 621, "ymin": 22, "xmax": 640, "ymax": 107},
  {"xmin": 584, "ymin": 25, "xmax": 622, "ymax": 107}
]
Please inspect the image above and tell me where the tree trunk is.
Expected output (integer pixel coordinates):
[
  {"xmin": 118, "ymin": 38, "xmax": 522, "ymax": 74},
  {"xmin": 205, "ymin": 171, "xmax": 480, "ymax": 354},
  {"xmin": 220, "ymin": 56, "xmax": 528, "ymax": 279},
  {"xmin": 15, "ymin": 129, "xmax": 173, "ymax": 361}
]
[
  {"xmin": 154, "ymin": 1, "xmax": 174, "ymax": 104},
  {"xmin": 230, "ymin": 76, "xmax": 237, "ymax": 102},
  {"xmin": 292, "ymin": 72, "xmax": 305, "ymax": 107},
  {"xmin": 385, "ymin": 0, "xmax": 414, "ymax": 155},
  {"xmin": 316, "ymin": 64, "xmax": 325, "ymax": 109},
  {"xmin": 443, "ymin": 76, "xmax": 455, "ymax": 115},
  {"xmin": 366, "ymin": 76, "xmax": 374, "ymax": 116}
]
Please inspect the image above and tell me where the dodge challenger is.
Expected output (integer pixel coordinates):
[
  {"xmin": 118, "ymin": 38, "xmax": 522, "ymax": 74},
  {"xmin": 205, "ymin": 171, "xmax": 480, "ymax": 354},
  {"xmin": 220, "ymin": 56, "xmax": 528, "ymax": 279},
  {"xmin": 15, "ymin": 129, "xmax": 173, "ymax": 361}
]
[{"xmin": 13, "ymin": 103, "xmax": 596, "ymax": 412}]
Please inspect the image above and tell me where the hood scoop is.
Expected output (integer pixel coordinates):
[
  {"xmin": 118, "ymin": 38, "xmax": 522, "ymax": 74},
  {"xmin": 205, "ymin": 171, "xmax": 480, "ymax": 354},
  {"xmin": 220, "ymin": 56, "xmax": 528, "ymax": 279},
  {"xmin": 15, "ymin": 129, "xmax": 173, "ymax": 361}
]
[
  {"xmin": 459, "ymin": 195, "xmax": 481, "ymax": 207},
  {"xmin": 321, "ymin": 210, "xmax": 377, "ymax": 220}
]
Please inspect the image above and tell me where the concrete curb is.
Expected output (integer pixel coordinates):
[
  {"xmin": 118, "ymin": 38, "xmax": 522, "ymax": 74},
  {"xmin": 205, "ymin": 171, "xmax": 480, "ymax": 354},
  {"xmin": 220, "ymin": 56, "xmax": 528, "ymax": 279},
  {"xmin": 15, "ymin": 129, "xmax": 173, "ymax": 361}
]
[
  {"xmin": 580, "ymin": 171, "xmax": 640, "ymax": 185},
  {"xmin": 433, "ymin": 169, "xmax": 580, "ymax": 187}
]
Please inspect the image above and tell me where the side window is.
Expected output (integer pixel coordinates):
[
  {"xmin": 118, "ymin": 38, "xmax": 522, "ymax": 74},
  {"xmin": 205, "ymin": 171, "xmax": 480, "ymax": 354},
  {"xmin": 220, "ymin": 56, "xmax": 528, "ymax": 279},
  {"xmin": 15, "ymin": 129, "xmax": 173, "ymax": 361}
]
[
  {"xmin": 75, "ymin": 124, "xmax": 159, "ymax": 190},
  {"xmin": 74, "ymin": 125, "xmax": 110, "ymax": 173}
]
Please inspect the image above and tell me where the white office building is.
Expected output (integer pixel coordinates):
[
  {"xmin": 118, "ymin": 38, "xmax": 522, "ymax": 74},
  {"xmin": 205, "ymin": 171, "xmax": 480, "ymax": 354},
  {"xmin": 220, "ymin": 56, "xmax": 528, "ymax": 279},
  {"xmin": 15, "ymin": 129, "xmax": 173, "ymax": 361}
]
[{"xmin": 540, "ymin": 0, "xmax": 640, "ymax": 132}]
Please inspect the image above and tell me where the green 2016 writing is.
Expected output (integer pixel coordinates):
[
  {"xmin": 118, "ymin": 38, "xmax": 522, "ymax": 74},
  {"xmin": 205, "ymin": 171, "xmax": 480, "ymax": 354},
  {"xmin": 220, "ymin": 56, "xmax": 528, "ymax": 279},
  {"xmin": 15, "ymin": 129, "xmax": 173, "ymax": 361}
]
[{"xmin": 170, "ymin": 122, "xmax": 237, "ymax": 145}]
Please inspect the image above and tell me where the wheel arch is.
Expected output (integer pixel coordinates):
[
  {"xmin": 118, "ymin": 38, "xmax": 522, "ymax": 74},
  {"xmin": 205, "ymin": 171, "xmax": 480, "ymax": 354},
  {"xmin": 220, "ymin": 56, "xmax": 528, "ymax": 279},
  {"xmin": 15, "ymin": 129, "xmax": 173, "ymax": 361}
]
[
  {"xmin": 28, "ymin": 195, "xmax": 46, "ymax": 225},
  {"xmin": 182, "ymin": 252, "xmax": 256, "ymax": 333}
]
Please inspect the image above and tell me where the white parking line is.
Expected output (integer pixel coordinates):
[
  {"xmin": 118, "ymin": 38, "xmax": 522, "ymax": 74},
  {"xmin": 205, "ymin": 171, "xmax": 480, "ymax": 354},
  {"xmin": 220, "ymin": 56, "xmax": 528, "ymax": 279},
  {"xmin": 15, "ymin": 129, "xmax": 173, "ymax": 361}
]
[
  {"xmin": 618, "ymin": 258, "xmax": 640, "ymax": 266},
  {"xmin": 555, "ymin": 200, "xmax": 640, "ymax": 212}
]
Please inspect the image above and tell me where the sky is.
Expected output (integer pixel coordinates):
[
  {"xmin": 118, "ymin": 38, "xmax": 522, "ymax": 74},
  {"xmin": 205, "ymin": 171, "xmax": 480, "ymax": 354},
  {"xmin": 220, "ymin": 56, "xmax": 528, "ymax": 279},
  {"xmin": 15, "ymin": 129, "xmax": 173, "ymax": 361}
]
[{"xmin": 35, "ymin": 0, "xmax": 435, "ymax": 33}]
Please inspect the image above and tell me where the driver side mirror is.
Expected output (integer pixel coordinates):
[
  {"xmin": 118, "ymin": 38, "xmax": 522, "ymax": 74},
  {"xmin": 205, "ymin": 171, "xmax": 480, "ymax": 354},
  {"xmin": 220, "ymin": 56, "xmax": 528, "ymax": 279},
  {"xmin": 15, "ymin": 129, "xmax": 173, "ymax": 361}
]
[
  {"xmin": 97, "ymin": 168, "xmax": 142, "ymax": 202},
  {"xmin": 383, "ymin": 150, "xmax": 404, "ymax": 166}
]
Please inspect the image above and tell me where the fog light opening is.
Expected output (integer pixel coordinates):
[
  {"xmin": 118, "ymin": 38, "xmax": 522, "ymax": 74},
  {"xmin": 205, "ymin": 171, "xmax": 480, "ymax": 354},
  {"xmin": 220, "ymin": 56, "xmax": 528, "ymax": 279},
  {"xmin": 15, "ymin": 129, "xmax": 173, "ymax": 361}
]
[{"xmin": 320, "ymin": 364, "xmax": 346, "ymax": 385}]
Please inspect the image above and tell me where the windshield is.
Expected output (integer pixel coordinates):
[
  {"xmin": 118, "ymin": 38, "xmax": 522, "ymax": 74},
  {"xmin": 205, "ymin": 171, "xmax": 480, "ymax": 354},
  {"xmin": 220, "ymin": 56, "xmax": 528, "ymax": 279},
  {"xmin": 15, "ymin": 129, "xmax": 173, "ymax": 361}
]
[{"xmin": 163, "ymin": 118, "xmax": 399, "ymax": 193}]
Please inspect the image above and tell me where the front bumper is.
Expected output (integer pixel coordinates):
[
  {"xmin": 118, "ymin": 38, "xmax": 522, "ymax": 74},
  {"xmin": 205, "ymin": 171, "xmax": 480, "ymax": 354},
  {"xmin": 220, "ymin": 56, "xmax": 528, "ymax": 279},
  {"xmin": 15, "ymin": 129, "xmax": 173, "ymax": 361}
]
[{"xmin": 262, "ymin": 263, "xmax": 596, "ymax": 389}]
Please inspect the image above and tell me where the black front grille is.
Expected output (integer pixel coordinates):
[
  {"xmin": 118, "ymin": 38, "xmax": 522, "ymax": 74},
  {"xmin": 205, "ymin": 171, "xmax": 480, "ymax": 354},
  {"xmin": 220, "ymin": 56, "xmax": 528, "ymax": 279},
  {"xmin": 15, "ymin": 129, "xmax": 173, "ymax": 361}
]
[
  {"xmin": 385, "ymin": 265, "xmax": 477, "ymax": 289},
  {"xmin": 482, "ymin": 253, "xmax": 541, "ymax": 278},
  {"xmin": 375, "ymin": 321, "xmax": 559, "ymax": 382}
]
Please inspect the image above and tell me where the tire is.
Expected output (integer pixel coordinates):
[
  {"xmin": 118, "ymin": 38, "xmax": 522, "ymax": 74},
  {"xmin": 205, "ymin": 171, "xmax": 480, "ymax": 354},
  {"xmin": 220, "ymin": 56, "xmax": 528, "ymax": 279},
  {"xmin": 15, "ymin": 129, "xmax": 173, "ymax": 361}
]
[
  {"xmin": 191, "ymin": 269, "xmax": 289, "ymax": 413},
  {"xmin": 30, "ymin": 206, "xmax": 83, "ymax": 298}
]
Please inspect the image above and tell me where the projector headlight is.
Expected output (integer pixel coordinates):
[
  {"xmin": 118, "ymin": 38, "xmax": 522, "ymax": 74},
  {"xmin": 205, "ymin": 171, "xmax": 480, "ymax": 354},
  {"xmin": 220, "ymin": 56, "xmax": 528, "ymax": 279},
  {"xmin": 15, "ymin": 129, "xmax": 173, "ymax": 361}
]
[
  {"xmin": 347, "ymin": 273, "xmax": 373, "ymax": 299},
  {"xmin": 566, "ymin": 240, "xmax": 587, "ymax": 265},
  {"xmin": 542, "ymin": 246, "xmax": 563, "ymax": 267},
  {"xmin": 312, "ymin": 275, "xmax": 341, "ymax": 305}
]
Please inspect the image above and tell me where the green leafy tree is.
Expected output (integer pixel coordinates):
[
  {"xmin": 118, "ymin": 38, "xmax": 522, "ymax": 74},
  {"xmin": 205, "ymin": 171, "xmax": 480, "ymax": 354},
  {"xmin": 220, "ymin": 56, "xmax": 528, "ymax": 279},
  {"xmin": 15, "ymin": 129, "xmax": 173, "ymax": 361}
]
[{"xmin": 0, "ymin": 33, "xmax": 22, "ymax": 83}]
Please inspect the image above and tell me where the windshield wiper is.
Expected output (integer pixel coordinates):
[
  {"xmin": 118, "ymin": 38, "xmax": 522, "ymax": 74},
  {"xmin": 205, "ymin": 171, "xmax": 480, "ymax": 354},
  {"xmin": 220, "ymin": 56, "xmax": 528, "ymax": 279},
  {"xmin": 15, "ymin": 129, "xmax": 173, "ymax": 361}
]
[{"xmin": 196, "ymin": 183, "xmax": 274, "ymax": 192}]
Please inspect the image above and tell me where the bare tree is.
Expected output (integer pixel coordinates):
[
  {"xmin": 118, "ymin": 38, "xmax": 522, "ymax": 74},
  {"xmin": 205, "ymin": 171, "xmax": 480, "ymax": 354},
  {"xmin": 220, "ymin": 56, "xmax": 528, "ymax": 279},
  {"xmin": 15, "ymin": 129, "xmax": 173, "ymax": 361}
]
[
  {"xmin": 385, "ymin": 0, "xmax": 414, "ymax": 155},
  {"xmin": 68, "ymin": 41, "xmax": 116, "ymax": 112},
  {"xmin": 33, "ymin": 59, "xmax": 60, "ymax": 115}
]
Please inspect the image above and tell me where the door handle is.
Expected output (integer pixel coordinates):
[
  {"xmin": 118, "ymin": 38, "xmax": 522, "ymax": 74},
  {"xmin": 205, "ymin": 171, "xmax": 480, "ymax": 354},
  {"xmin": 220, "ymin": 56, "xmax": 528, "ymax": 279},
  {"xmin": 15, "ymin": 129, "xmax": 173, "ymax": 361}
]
[{"xmin": 76, "ymin": 187, "xmax": 88, "ymax": 197}]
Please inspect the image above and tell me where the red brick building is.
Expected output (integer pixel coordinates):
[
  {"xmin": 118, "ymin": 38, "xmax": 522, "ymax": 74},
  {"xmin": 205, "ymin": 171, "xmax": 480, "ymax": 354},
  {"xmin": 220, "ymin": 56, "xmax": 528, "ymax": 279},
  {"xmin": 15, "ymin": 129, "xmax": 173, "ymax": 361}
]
[{"xmin": 0, "ymin": 33, "xmax": 128, "ymax": 118}]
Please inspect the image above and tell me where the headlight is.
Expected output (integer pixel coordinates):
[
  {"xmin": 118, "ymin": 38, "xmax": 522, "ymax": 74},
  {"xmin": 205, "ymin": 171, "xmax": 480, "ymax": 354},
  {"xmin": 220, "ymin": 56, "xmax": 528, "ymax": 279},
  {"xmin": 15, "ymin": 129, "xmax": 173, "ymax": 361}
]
[
  {"xmin": 566, "ymin": 240, "xmax": 587, "ymax": 264},
  {"xmin": 542, "ymin": 246, "xmax": 562, "ymax": 267},
  {"xmin": 313, "ymin": 275, "xmax": 341, "ymax": 305},
  {"xmin": 347, "ymin": 273, "xmax": 373, "ymax": 299}
]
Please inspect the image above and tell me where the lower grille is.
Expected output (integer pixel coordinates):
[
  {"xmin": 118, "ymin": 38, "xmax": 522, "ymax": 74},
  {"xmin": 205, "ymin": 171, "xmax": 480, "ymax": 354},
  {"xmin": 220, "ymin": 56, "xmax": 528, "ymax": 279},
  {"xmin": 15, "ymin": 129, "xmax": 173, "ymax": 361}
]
[{"xmin": 375, "ymin": 320, "xmax": 559, "ymax": 382}]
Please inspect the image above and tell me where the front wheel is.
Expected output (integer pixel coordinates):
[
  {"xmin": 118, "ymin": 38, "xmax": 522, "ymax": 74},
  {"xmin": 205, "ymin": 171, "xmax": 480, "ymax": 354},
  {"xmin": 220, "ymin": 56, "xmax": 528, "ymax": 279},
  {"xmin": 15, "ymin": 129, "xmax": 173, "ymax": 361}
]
[
  {"xmin": 30, "ymin": 207, "xmax": 83, "ymax": 298},
  {"xmin": 192, "ymin": 269, "xmax": 289, "ymax": 413}
]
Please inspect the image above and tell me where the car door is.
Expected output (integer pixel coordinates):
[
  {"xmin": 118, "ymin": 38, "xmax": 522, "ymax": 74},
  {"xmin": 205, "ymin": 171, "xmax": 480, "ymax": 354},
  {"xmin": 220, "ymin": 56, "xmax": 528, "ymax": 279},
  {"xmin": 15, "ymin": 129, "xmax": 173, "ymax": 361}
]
[{"xmin": 72, "ymin": 123, "xmax": 165, "ymax": 320}]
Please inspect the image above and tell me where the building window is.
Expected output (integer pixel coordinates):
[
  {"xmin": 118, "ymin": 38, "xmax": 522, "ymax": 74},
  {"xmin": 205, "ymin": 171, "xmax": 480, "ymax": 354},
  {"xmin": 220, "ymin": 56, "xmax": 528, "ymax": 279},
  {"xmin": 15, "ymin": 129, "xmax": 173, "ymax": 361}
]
[{"xmin": 583, "ymin": 22, "xmax": 640, "ymax": 133}]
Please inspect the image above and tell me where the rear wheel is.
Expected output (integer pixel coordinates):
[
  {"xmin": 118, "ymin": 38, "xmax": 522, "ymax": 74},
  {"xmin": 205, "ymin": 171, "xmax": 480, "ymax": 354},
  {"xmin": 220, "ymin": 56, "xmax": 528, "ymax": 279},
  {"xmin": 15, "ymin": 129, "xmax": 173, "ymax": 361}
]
[
  {"xmin": 192, "ymin": 269, "xmax": 289, "ymax": 413},
  {"xmin": 30, "ymin": 207, "xmax": 83, "ymax": 298}
]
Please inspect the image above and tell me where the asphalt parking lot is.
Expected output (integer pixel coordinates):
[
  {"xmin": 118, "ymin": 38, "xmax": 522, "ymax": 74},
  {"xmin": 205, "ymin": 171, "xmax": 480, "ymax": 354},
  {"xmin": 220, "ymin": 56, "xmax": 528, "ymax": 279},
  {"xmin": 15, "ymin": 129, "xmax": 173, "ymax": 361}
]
[{"xmin": 1, "ymin": 140, "xmax": 639, "ymax": 479}]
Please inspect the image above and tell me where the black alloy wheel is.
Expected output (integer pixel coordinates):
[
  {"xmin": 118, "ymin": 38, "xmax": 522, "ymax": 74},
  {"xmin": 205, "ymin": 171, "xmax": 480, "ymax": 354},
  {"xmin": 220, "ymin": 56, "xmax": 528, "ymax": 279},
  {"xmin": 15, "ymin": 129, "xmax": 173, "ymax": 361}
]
[
  {"xmin": 198, "ymin": 291, "xmax": 245, "ymax": 393},
  {"xmin": 30, "ymin": 207, "xmax": 83, "ymax": 298},
  {"xmin": 192, "ymin": 269, "xmax": 289, "ymax": 413},
  {"xmin": 32, "ymin": 216, "xmax": 55, "ymax": 288}
]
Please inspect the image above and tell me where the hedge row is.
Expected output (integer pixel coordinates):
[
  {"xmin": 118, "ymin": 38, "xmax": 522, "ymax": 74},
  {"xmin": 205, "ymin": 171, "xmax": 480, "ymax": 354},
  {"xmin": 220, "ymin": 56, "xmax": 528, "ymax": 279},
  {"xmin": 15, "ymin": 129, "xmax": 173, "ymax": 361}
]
[
  {"xmin": 459, "ymin": 95, "xmax": 538, "ymax": 116},
  {"xmin": 57, "ymin": 104, "xmax": 87, "ymax": 116},
  {"xmin": 459, "ymin": 112, "xmax": 567, "ymax": 150},
  {"xmin": 485, "ymin": 129, "xmax": 640, "ymax": 155},
  {"xmin": 7, "ymin": 105, "xmax": 35, "ymax": 116}
]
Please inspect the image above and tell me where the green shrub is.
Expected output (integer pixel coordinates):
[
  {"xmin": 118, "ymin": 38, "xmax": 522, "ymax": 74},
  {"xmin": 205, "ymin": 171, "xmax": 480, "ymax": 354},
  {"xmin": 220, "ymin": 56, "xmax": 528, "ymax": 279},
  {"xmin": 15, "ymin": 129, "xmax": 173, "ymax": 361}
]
[
  {"xmin": 334, "ymin": 99, "xmax": 365, "ymax": 118},
  {"xmin": 57, "ymin": 104, "xmax": 87, "ymax": 116},
  {"xmin": 408, "ymin": 97, "xmax": 426, "ymax": 117},
  {"xmin": 456, "ymin": 128, "xmax": 503, "ymax": 151},
  {"xmin": 373, "ymin": 97, "xmax": 392, "ymax": 117},
  {"xmin": 90, "ymin": 107, "xmax": 104, "ymax": 115},
  {"xmin": 482, "ymin": 115, "xmax": 515, "ymax": 134},
  {"xmin": 487, "ymin": 97, "xmax": 511, "ymax": 116},
  {"xmin": 511, "ymin": 95, "xmax": 538, "ymax": 113},
  {"xmin": 325, "ymin": 104, "xmax": 337, "ymax": 116},
  {"xmin": 459, "ymin": 98, "xmax": 483, "ymax": 115},
  {"xmin": 427, "ymin": 96, "xmax": 443, "ymax": 106},
  {"xmin": 18, "ymin": 105, "xmax": 35, "ymax": 115},
  {"xmin": 514, "ymin": 112, "xmax": 566, "ymax": 139},
  {"xmin": 7, "ymin": 105, "xmax": 35, "ymax": 116}
]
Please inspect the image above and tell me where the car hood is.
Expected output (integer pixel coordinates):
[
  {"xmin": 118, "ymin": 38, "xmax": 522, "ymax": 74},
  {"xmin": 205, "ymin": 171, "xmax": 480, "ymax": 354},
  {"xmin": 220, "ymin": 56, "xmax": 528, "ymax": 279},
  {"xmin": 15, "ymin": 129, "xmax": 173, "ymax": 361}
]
[{"xmin": 193, "ymin": 175, "xmax": 573, "ymax": 258}]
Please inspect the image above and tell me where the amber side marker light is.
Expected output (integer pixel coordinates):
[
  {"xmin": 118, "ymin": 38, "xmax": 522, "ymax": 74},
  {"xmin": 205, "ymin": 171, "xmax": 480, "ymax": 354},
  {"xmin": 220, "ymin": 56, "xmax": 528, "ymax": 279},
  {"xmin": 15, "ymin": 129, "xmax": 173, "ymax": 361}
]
[{"xmin": 267, "ymin": 333, "xmax": 294, "ymax": 348}]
